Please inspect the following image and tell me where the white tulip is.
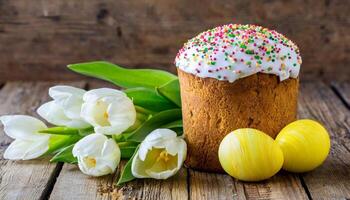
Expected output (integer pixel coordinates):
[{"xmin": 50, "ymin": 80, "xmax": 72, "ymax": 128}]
[
  {"xmin": 72, "ymin": 133, "xmax": 121, "ymax": 176},
  {"xmin": 131, "ymin": 129, "xmax": 187, "ymax": 179},
  {"xmin": 0, "ymin": 115, "xmax": 50, "ymax": 160},
  {"xmin": 81, "ymin": 88, "xmax": 136, "ymax": 135},
  {"xmin": 37, "ymin": 85, "xmax": 90, "ymax": 129}
]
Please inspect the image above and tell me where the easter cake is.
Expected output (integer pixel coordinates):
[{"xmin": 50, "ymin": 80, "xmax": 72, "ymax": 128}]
[{"xmin": 175, "ymin": 24, "xmax": 302, "ymax": 172}]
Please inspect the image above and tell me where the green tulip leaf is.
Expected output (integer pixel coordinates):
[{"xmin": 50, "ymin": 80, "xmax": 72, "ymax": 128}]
[
  {"xmin": 120, "ymin": 146, "xmax": 138, "ymax": 159},
  {"xmin": 68, "ymin": 61, "xmax": 177, "ymax": 89},
  {"xmin": 125, "ymin": 87, "xmax": 178, "ymax": 111},
  {"xmin": 116, "ymin": 145, "xmax": 140, "ymax": 186},
  {"xmin": 40, "ymin": 127, "xmax": 79, "ymax": 135},
  {"xmin": 161, "ymin": 119, "xmax": 183, "ymax": 129},
  {"xmin": 118, "ymin": 141, "xmax": 139, "ymax": 159},
  {"xmin": 39, "ymin": 126, "xmax": 94, "ymax": 137},
  {"xmin": 46, "ymin": 134, "xmax": 81, "ymax": 155},
  {"xmin": 156, "ymin": 79, "xmax": 181, "ymax": 107},
  {"xmin": 161, "ymin": 119, "xmax": 183, "ymax": 135},
  {"xmin": 126, "ymin": 109, "xmax": 182, "ymax": 142},
  {"xmin": 50, "ymin": 144, "xmax": 77, "ymax": 164},
  {"xmin": 171, "ymin": 127, "xmax": 184, "ymax": 136}
]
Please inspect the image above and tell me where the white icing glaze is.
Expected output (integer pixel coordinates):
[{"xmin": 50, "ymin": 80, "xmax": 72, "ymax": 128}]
[{"xmin": 175, "ymin": 24, "xmax": 302, "ymax": 82}]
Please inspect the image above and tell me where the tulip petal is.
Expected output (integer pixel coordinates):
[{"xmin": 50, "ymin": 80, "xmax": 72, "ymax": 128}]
[
  {"xmin": 83, "ymin": 88, "xmax": 126, "ymax": 103},
  {"xmin": 38, "ymin": 101, "xmax": 89, "ymax": 128},
  {"xmin": 72, "ymin": 134, "xmax": 107, "ymax": 157},
  {"xmin": 106, "ymin": 99, "xmax": 136, "ymax": 134},
  {"xmin": 81, "ymin": 101, "xmax": 110, "ymax": 128},
  {"xmin": 131, "ymin": 151, "xmax": 149, "ymax": 178},
  {"xmin": 4, "ymin": 136, "xmax": 50, "ymax": 160},
  {"xmin": 100, "ymin": 139, "xmax": 121, "ymax": 170},
  {"xmin": 174, "ymin": 139, "xmax": 187, "ymax": 167},
  {"xmin": 138, "ymin": 129, "xmax": 177, "ymax": 160},
  {"xmin": 0, "ymin": 115, "xmax": 48, "ymax": 140},
  {"xmin": 73, "ymin": 133, "xmax": 121, "ymax": 176},
  {"xmin": 146, "ymin": 166, "xmax": 178, "ymax": 180},
  {"xmin": 101, "ymin": 139, "xmax": 120, "ymax": 157},
  {"xmin": 49, "ymin": 85, "xmax": 86, "ymax": 120},
  {"xmin": 81, "ymin": 88, "xmax": 136, "ymax": 135},
  {"xmin": 131, "ymin": 129, "xmax": 187, "ymax": 180}
]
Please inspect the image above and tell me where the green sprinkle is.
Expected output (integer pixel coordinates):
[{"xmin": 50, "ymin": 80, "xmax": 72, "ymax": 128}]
[
  {"xmin": 245, "ymin": 50, "xmax": 254, "ymax": 54},
  {"xmin": 240, "ymin": 44, "xmax": 247, "ymax": 49}
]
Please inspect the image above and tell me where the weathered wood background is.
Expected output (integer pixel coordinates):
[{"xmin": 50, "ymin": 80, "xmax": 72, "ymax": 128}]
[{"xmin": 0, "ymin": 0, "xmax": 349, "ymax": 81}]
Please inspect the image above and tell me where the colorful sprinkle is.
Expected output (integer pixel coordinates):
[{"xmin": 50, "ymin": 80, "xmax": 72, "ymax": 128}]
[{"xmin": 175, "ymin": 24, "xmax": 302, "ymax": 83}]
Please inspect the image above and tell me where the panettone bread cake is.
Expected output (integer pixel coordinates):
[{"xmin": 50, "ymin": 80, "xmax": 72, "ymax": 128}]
[{"xmin": 175, "ymin": 24, "xmax": 302, "ymax": 172}]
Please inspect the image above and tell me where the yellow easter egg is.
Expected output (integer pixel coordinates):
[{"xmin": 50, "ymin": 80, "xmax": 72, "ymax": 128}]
[
  {"xmin": 275, "ymin": 119, "xmax": 330, "ymax": 173},
  {"xmin": 218, "ymin": 128, "xmax": 284, "ymax": 181}
]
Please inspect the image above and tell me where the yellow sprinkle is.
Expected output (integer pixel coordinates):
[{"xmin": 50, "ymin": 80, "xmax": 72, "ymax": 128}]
[{"xmin": 281, "ymin": 63, "xmax": 286, "ymax": 70}]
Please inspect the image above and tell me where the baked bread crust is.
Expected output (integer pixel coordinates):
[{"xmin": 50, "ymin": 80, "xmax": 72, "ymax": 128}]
[{"xmin": 178, "ymin": 69, "xmax": 299, "ymax": 172}]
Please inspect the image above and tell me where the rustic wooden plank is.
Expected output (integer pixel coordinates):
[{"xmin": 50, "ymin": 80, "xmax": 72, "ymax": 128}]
[
  {"xmin": 49, "ymin": 164, "xmax": 113, "ymax": 200},
  {"xmin": 0, "ymin": 81, "xmax": 85, "ymax": 200},
  {"xmin": 297, "ymin": 81, "xmax": 350, "ymax": 199},
  {"xmin": 331, "ymin": 81, "xmax": 350, "ymax": 107},
  {"xmin": 114, "ymin": 167, "xmax": 188, "ymax": 200},
  {"xmin": 0, "ymin": 0, "xmax": 349, "ymax": 81},
  {"xmin": 189, "ymin": 169, "xmax": 308, "ymax": 200},
  {"xmin": 189, "ymin": 169, "xmax": 246, "ymax": 200},
  {"xmin": 239, "ymin": 171, "xmax": 309, "ymax": 200}
]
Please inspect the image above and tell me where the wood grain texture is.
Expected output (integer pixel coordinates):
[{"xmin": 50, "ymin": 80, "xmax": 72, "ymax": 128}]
[
  {"xmin": 331, "ymin": 81, "xmax": 350, "ymax": 107},
  {"xmin": 239, "ymin": 172, "xmax": 308, "ymax": 200},
  {"xmin": 298, "ymin": 81, "xmax": 350, "ymax": 199},
  {"xmin": 0, "ymin": 0, "xmax": 349, "ymax": 81},
  {"xmin": 189, "ymin": 167, "xmax": 308, "ymax": 199},
  {"xmin": 0, "ymin": 81, "xmax": 85, "ymax": 200},
  {"xmin": 189, "ymin": 169, "xmax": 246, "ymax": 200},
  {"xmin": 115, "ymin": 168, "xmax": 188, "ymax": 200},
  {"xmin": 49, "ymin": 164, "xmax": 113, "ymax": 200}
]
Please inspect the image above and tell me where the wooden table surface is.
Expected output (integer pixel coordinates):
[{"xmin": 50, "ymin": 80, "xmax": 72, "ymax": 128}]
[{"xmin": 0, "ymin": 80, "xmax": 349, "ymax": 200}]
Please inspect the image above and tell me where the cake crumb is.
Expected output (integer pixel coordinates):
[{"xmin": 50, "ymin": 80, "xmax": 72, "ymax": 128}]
[{"xmin": 98, "ymin": 184, "xmax": 135, "ymax": 200}]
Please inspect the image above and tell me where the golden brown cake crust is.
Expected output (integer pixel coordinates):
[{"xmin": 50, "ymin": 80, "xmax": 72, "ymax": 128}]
[{"xmin": 178, "ymin": 69, "xmax": 299, "ymax": 172}]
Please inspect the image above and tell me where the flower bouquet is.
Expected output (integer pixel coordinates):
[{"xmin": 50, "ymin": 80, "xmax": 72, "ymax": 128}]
[{"xmin": 0, "ymin": 61, "xmax": 186, "ymax": 185}]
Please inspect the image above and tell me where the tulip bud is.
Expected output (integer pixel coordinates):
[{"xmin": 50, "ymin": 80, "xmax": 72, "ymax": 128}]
[
  {"xmin": 275, "ymin": 119, "xmax": 330, "ymax": 173},
  {"xmin": 218, "ymin": 128, "xmax": 284, "ymax": 181},
  {"xmin": 81, "ymin": 88, "xmax": 136, "ymax": 135},
  {"xmin": 72, "ymin": 133, "xmax": 121, "ymax": 176},
  {"xmin": 0, "ymin": 115, "xmax": 50, "ymax": 160},
  {"xmin": 37, "ymin": 85, "xmax": 90, "ymax": 129},
  {"xmin": 131, "ymin": 129, "xmax": 187, "ymax": 179}
]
